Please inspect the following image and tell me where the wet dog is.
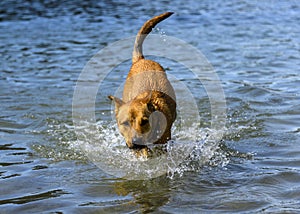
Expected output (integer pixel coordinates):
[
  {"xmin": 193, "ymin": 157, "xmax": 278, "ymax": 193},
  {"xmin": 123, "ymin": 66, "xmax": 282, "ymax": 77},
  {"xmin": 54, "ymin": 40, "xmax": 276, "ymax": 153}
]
[{"xmin": 109, "ymin": 12, "xmax": 176, "ymax": 157}]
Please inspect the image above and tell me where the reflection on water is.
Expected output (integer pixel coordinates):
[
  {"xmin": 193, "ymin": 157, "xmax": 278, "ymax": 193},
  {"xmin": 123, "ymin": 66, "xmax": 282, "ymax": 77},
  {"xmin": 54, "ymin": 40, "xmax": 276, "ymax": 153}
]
[
  {"xmin": 1, "ymin": 0, "xmax": 300, "ymax": 213},
  {"xmin": 113, "ymin": 177, "xmax": 172, "ymax": 213}
]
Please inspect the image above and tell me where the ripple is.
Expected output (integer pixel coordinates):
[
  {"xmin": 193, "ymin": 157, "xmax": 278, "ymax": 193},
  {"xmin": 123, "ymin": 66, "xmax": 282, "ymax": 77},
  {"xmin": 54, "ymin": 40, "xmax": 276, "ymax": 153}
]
[
  {"xmin": 0, "ymin": 144, "xmax": 26, "ymax": 151},
  {"xmin": 0, "ymin": 189, "xmax": 69, "ymax": 205}
]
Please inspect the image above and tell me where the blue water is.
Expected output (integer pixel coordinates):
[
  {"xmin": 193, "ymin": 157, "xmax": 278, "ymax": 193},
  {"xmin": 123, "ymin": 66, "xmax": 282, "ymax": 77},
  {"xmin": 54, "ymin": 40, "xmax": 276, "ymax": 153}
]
[{"xmin": 1, "ymin": 0, "xmax": 300, "ymax": 213}]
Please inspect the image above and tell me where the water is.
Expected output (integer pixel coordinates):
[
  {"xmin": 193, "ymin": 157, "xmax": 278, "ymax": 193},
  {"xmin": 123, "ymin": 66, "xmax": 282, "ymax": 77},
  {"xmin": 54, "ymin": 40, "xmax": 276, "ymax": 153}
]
[{"xmin": 1, "ymin": 0, "xmax": 300, "ymax": 213}]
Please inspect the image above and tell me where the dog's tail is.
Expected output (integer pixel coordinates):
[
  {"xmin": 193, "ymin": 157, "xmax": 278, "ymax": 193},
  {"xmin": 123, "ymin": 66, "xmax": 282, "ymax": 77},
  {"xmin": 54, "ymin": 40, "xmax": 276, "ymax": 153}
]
[{"xmin": 132, "ymin": 12, "xmax": 174, "ymax": 64}]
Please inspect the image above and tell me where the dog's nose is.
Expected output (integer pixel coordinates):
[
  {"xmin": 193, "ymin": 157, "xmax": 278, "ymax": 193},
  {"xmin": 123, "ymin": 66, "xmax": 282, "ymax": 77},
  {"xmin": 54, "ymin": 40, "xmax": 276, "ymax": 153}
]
[
  {"xmin": 126, "ymin": 139, "xmax": 145, "ymax": 149},
  {"xmin": 131, "ymin": 138, "xmax": 147, "ymax": 150},
  {"xmin": 132, "ymin": 137, "xmax": 142, "ymax": 145}
]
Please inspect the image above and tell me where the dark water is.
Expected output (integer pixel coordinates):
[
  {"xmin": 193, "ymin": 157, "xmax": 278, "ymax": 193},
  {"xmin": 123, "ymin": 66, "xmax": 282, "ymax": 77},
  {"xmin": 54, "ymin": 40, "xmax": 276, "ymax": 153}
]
[{"xmin": 1, "ymin": 0, "xmax": 300, "ymax": 213}]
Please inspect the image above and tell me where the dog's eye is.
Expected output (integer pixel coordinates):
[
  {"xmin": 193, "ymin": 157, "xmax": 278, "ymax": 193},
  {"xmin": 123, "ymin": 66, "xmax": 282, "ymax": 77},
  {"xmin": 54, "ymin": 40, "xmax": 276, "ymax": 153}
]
[
  {"xmin": 140, "ymin": 118, "xmax": 149, "ymax": 126},
  {"xmin": 121, "ymin": 121, "xmax": 130, "ymax": 126}
]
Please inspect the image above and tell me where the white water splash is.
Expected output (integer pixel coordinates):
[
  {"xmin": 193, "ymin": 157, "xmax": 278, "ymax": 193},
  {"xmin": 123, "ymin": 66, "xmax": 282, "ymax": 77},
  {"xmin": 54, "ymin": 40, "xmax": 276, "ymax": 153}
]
[{"xmin": 71, "ymin": 120, "xmax": 229, "ymax": 180}]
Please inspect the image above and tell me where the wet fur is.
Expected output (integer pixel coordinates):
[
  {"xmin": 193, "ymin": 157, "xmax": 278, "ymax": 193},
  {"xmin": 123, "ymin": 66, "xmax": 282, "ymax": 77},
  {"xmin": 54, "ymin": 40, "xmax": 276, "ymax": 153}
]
[{"xmin": 109, "ymin": 12, "xmax": 176, "ymax": 157}]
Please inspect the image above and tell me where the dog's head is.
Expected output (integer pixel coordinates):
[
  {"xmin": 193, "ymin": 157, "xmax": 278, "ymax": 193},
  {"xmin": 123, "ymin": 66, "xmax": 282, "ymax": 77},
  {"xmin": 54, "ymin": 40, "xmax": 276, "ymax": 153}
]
[{"xmin": 109, "ymin": 91, "xmax": 167, "ymax": 149}]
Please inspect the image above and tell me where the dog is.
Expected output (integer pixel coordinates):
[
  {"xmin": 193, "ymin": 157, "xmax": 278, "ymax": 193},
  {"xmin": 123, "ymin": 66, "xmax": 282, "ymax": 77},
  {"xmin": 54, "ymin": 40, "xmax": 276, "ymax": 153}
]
[{"xmin": 109, "ymin": 12, "xmax": 176, "ymax": 157}]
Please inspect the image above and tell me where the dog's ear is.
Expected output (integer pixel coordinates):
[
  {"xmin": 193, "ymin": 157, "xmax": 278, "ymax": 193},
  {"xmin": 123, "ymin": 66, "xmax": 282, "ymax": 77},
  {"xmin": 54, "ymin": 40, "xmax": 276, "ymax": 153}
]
[{"xmin": 108, "ymin": 95, "xmax": 124, "ymax": 115}]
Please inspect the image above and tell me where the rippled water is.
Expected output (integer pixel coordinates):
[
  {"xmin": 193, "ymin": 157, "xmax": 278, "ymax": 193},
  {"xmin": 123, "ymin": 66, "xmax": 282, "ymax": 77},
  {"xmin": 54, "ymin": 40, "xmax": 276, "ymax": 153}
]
[{"xmin": 1, "ymin": 0, "xmax": 300, "ymax": 213}]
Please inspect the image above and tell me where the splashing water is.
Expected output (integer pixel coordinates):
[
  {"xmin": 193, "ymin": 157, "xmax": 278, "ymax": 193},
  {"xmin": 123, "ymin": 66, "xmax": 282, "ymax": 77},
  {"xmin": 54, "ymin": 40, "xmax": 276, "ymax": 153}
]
[
  {"xmin": 70, "ymin": 119, "xmax": 230, "ymax": 180},
  {"xmin": 33, "ymin": 116, "xmax": 233, "ymax": 180}
]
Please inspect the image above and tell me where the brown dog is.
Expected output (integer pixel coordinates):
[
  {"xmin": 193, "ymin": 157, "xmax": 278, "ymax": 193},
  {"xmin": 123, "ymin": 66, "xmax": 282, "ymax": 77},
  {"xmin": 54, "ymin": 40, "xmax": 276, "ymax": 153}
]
[{"xmin": 109, "ymin": 12, "xmax": 176, "ymax": 157}]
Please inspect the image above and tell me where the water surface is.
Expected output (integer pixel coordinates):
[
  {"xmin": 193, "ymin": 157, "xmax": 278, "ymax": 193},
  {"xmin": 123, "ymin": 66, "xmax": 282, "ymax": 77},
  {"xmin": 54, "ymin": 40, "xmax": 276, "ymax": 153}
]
[{"xmin": 1, "ymin": 0, "xmax": 300, "ymax": 213}]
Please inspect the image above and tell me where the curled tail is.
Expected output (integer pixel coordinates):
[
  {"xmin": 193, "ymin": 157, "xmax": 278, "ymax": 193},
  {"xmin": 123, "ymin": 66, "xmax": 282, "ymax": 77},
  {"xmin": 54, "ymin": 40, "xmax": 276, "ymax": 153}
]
[{"xmin": 132, "ymin": 12, "xmax": 174, "ymax": 64}]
